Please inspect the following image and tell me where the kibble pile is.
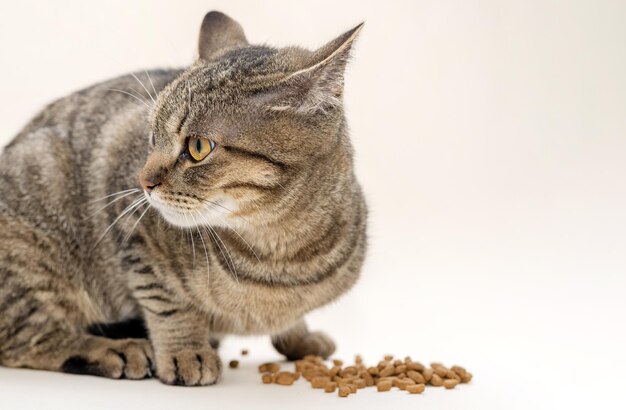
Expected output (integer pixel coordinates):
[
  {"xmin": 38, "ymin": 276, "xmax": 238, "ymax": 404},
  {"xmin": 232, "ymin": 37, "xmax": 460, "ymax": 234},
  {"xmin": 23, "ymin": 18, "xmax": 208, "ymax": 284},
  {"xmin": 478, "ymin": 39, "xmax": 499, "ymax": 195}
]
[{"xmin": 252, "ymin": 353, "xmax": 472, "ymax": 398}]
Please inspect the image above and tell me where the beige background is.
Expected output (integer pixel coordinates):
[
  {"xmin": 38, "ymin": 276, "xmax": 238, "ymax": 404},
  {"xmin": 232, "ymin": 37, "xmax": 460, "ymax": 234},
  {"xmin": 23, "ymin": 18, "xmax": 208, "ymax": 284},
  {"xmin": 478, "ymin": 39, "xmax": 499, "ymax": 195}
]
[{"xmin": 1, "ymin": 1, "xmax": 625, "ymax": 409}]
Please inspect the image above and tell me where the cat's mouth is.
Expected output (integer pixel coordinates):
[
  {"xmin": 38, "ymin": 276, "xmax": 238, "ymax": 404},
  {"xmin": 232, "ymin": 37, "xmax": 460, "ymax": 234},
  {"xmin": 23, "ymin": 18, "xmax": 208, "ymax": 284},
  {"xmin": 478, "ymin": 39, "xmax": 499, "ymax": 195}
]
[{"xmin": 145, "ymin": 190, "xmax": 235, "ymax": 228}]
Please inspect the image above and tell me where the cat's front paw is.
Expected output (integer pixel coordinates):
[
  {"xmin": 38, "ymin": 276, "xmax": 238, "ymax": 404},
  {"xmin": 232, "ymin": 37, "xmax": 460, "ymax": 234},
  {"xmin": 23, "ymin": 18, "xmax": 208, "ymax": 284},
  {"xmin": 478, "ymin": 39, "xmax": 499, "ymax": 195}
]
[
  {"xmin": 155, "ymin": 345, "xmax": 222, "ymax": 386},
  {"xmin": 274, "ymin": 331, "xmax": 336, "ymax": 361}
]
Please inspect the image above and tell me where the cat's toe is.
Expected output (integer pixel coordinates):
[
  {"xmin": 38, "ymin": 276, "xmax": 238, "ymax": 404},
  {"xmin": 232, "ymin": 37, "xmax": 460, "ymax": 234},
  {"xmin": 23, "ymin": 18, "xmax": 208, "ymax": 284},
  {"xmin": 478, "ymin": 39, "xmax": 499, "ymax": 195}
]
[
  {"xmin": 300, "ymin": 331, "xmax": 336, "ymax": 359},
  {"xmin": 61, "ymin": 337, "xmax": 153, "ymax": 380},
  {"xmin": 278, "ymin": 331, "xmax": 336, "ymax": 361},
  {"xmin": 156, "ymin": 346, "xmax": 222, "ymax": 386},
  {"xmin": 121, "ymin": 339, "xmax": 154, "ymax": 379}
]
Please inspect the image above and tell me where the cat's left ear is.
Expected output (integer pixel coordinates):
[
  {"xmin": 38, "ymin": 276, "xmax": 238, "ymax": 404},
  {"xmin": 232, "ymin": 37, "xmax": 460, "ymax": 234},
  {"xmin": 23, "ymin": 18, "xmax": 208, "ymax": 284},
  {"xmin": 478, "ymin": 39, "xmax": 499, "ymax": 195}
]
[
  {"xmin": 198, "ymin": 11, "xmax": 249, "ymax": 60},
  {"xmin": 275, "ymin": 23, "xmax": 364, "ymax": 114}
]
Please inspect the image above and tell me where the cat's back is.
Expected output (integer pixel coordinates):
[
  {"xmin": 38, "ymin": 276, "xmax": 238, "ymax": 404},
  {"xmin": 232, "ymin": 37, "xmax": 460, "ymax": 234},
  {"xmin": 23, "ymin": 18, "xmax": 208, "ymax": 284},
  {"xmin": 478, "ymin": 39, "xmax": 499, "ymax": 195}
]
[
  {"xmin": 6, "ymin": 69, "xmax": 182, "ymax": 149},
  {"xmin": 0, "ymin": 68, "xmax": 181, "ymax": 224}
]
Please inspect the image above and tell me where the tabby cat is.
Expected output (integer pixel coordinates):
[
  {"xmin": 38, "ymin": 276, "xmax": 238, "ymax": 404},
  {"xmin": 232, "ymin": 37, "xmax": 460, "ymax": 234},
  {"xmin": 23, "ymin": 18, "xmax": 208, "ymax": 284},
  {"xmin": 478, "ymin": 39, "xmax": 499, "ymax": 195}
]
[{"xmin": 0, "ymin": 11, "xmax": 367, "ymax": 386}]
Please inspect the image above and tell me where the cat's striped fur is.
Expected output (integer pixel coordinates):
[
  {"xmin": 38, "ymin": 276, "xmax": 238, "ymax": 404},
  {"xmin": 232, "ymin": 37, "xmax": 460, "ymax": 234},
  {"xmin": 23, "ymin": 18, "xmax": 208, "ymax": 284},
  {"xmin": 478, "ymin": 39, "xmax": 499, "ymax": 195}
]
[{"xmin": 0, "ymin": 12, "xmax": 367, "ymax": 385}]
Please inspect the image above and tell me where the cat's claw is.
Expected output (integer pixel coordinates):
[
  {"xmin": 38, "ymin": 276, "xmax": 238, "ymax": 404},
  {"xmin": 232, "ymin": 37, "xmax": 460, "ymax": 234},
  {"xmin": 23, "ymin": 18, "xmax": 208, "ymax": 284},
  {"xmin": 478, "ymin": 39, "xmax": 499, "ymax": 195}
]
[{"xmin": 155, "ymin": 346, "xmax": 222, "ymax": 386}]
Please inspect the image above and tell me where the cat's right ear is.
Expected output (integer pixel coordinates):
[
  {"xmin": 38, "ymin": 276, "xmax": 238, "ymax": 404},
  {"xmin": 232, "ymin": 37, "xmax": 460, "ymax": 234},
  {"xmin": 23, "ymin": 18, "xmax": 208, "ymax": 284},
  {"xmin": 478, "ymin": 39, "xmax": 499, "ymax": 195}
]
[{"xmin": 198, "ymin": 11, "xmax": 248, "ymax": 61}]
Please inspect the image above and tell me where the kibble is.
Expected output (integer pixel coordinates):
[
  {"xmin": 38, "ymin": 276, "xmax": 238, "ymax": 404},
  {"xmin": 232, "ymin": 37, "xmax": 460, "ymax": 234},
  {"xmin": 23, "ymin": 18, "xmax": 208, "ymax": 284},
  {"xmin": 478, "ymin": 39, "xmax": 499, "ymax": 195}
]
[
  {"xmin": 406, "ymin": 383, "xmax": 426, "ymax": 394},
  {"xmin": 241, "ymin": 349, "xmax": 249, "ymax": 356},
  {"xmin": 443, "ymin": 379, "xmax": 459, "ymax": 389},
  {"xmin": 229, "ymin": 360, "xmax": 239, "ymax": 369},
  {"xmin": 258, "ymin": 362, "xmax": 280, "ymax": 373},
  {"xmin": 324, "ymin": 382, "xmax": 337, "ymax": 393},
  {"xmin": 338, "ymin": 386, "xmax": 351, "ymax": 397},
  {"xmin": 257, "ymin": 353, "xmax": 472, "ymax": 398},
  {"xmin": 430, "ymin": 374, "xmax": 444, "ymax": 387},
  {"xmin": 275, "ymin": 371, "xmax": 298, "ymax": 385},
  {"xmin": 376, "ymin": 380, "xmax": 393, "ymax": 392},
  {"xmin": 407, "ymin": 370, "xmax": 425, "ymax": 384},
  {"xmin": 311, "ymin": 376, "xmax": 330, "ymax": 388}
]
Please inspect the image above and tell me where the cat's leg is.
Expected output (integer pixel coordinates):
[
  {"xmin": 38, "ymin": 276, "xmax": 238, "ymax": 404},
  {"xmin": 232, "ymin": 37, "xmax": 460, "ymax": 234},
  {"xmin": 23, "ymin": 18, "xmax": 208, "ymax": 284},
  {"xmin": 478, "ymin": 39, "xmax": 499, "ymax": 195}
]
[
  {"xmin": 0, "ymin": 214, "xmax": 154, "ymax": 380},
  {"xmin": 271, "ymin": 319, "xmax": 336, "ymax": 360},
  {"xmin": 123, "ymin": 242, "xmax": 222, "ymax": 386},
  {"xmin": 140, "ymin": 305, "xmax": 222, "ymax": 386},
  {"xmin": 0, "ymin": 271, "xmax": 153, "ymax": 379}
]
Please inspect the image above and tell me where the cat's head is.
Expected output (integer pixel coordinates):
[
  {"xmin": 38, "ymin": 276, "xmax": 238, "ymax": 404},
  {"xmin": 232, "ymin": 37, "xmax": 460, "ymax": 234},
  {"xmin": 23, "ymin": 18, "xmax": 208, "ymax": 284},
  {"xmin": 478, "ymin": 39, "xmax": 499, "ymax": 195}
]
[{"xmin": 139, "ymin": 11, "xmax": 362, "ymax": 229}]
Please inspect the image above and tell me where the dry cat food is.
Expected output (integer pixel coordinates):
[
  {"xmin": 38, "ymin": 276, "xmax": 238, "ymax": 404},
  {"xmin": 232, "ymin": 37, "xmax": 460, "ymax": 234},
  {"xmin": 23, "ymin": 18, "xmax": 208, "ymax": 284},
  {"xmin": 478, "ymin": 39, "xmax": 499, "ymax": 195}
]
[{"xmin": 257, "ymin": 354, "xmax": 472, "ymax": 398}]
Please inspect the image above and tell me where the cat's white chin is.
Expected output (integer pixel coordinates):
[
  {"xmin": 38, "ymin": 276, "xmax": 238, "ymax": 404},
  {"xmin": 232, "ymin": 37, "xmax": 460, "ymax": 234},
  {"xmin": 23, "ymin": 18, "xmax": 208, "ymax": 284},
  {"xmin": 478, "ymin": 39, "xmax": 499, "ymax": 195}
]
[{"xmin": 145, "ymin": 191, "xmax": 235, "ymax": 229}]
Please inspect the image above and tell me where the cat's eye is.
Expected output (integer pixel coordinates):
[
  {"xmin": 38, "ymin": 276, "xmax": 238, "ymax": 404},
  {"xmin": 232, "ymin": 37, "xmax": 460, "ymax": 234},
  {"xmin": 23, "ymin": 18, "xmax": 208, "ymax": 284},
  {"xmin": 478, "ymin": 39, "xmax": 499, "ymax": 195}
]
[{"xmin": 187, "ymin": 136, "xmax": 215, "ymax": 161}]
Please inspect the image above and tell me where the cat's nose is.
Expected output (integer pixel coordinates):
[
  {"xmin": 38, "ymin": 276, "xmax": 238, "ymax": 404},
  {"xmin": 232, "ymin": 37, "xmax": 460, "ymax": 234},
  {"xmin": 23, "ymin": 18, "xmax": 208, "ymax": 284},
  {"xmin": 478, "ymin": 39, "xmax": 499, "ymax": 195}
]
[{"xmin": 139, "ymin": 174, "xmax": 160, "ymax": 193}]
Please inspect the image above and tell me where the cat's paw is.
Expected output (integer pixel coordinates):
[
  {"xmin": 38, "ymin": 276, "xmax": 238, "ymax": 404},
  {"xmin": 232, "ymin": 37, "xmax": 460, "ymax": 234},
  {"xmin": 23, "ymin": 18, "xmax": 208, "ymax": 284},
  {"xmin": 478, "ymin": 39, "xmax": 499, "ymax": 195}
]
[
  {"xmin": 61, "ymin": 338, "xmax": 154, "ymax": 380},
  {"xmin": 155, "ymin": 346, "xmax": 222, "ymax": 386},
  {"xmin": 277, "ymin": 331, "xmax": 336, "ymax": 361}
]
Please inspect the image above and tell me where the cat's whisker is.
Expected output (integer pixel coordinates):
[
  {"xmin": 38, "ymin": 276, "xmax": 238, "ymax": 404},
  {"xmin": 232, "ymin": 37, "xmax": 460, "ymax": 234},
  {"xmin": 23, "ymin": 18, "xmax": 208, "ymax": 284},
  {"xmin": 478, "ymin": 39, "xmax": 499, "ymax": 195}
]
[
  {"xmin": 89, "ymin": 188, "xmax": 140, "ymax": 203},
  {"xmin": 196, "ymin": 213, "xmax": 239, "ymax": 285},
  {"xmin": 105, "ymin": 88, "xmax": 151, "ymax": 109},
  {"xmin": 128, "ymin": 87, "xmax": 152, "ymax": 106},
  {"xmin": 201, "ymin": 199, "xmax": 235, "ymax": 214},
  {"xmin": 183, "ymin": 213, "xmax": 196, "ymax": 270},
  {"xmin": 121, "ymin": 203, "xmax": 150, "ymax": 246},
  {"xmin": 216, "ymin": 218, "xmax": 261, "ymax": 264},
  {"xmin": 84, "ymin": 190, "xmax": 141, "ymax": 220},
  {"xmin": 144, "ymin": 70, "xmax": 158, "ymax": 102},
  {"xmin": 205, "ymin": 224, "xmax": 237, "ymax": 285},
  {"xmin": 92, "ymin": 196, "xmax": 147, "ymax": 250},
  {"xmin": 130, "ymin": 72, "xmax": 156, "ymax": 105},
  {"xmin": 190, "ymin": 211, "xmax": 211, "ymax": 292},
  {"xmin": 200, "ymin": 199, "xmax": 255, "ymax": 227}
]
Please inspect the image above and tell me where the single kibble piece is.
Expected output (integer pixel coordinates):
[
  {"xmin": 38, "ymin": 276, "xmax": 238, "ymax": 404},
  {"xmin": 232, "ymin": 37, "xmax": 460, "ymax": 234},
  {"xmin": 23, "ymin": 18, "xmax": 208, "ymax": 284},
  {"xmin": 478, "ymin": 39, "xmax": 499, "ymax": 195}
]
[
  {"xmin": 338, "ymin": 386, "xmax": 351, "ymax": 397},
  {"xmin": 396, "ymin": 379, "xmax": 410, "ymax": 390},
  {"xmin": 379, "ymin": 365, "xmax": 395, "ymax": 378},
  {"xmin": 451, "ymin": 365, "xmax": 467, "ymax": 377},
  {"xmin": 407, "ymin": 370, "xmax": 425, "ymax": 384},
  {"xmin": 384, "ymin": 354, "xmax": 394, "ymax": 361},
  {"xmin": 461, "ymin": 372, "xmax": 473, "ymax": 383},
  {"xmin": 444, "ymin": 379, "xmax": 459, "ymax": 389},
  {"xmin": 324, "ymin": 382, "xmax": 337, "ymax": 393},
  {"xmin": 395, "ymin": 364, "xmax": 407, "ymax": 374},
  {"xmin": 340, "ymin": 366, "xmax": 358, "ymax": 377},
  {"xmin": 368, "ymin": 366, "xmax": 380, "ymax": 376},
  {"xmin": 241, "ymin": 349, "xmax": 249, "ymax": 356},
  {"xmin": 407, "ymin": 361, "xmax": 425, "ymax": 372},
  {"xmin": 259, "ymin": 362, "xmax": 280, "ymax": 373},
  {"xmin": 311, "ymin": 376, "xmax": 331, "ymax": 388},
  {"xmin": 229, "ymin": 360, "xmax": 239, "ymax": 369},
  {"xmin": 276, "ymin": 372, "xmax": 298, "ymax": 385},
  {"xmin": 406, "ymin": 384, "xmax": 426, "ymax": 394},
  {"xmin": 430, "ymin": 374, "xmax": 444, "ymax": 387},
  {"xmin": 333, "ymin": 359, "xmax": 343, "ymax": 367},
  {"xmin": 446, "ymin": 370, "xmax": 461, "ymax": 381},
  {"xmin": 422, "ymin": 368, "xmax": 433, "ymax": 383},
  {"xmin": 377, "ymin": 380, "xmax": 393, "ymax": 392},
  {"xmin": 354, "ymin": 378, "xmax": 367, "ymax": 389},
  {"xmin": 432, "ymin": 364, "xmax": 448, "ymax": 378},
  {"xmin": 261, "ymin": 373, "xmax": 274, "ymax": 384},
  {"xmin": 355, "ymin": 355, "xmax": 363, "ymax": 364}
]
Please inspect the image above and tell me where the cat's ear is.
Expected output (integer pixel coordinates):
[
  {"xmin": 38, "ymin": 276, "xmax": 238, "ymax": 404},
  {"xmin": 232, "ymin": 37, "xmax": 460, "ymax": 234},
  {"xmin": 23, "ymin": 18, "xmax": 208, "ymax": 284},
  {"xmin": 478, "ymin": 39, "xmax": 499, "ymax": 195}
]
[
  {"xmin": 273, "ymin": 23, "xmax": 364, "ymax": 114},
  {"xmin": 198, "ymin": 11, "xmax": 248, "ymax": 61}
]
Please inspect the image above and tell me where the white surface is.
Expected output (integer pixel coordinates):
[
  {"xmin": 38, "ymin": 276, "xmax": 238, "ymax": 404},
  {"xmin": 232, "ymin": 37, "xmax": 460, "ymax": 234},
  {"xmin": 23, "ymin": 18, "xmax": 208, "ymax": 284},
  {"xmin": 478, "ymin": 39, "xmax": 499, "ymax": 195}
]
[{"xmin": 1, "ymin": 1, "xmax": 626, "ymax": 409}]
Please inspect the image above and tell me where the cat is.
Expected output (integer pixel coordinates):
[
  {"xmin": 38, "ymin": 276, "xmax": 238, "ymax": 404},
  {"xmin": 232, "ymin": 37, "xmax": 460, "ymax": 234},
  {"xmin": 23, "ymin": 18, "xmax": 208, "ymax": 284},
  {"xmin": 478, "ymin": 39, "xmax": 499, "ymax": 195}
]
[{"xmin": 0, "ymin": 11, "xmax": 367, "ymax": 386}]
